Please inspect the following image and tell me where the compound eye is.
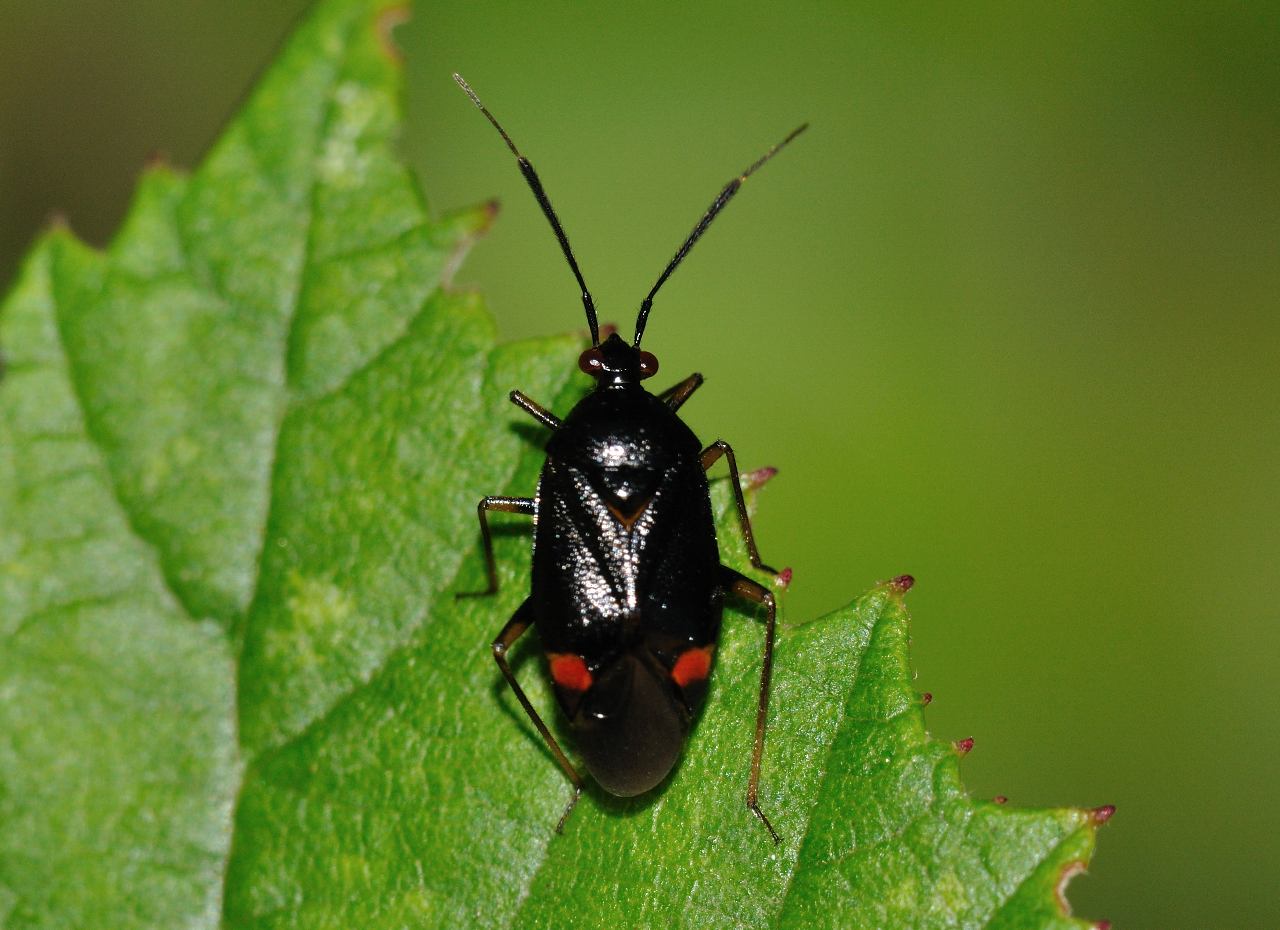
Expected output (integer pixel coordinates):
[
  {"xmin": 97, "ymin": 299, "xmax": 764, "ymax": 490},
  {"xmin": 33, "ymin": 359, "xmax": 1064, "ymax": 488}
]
[
  {"xmin": 637, "ymin": 351, "xmax": 659, "ymax": 379},
  {"xmin": 578, "ymin": 347, "xmax": 605, "ymax": 376}
]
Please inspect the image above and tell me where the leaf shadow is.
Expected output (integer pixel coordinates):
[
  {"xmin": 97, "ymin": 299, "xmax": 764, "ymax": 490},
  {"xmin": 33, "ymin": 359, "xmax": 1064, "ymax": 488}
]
[{"xmin": 509, "ymin": 421, "xmax": 549, "ymax": 451}]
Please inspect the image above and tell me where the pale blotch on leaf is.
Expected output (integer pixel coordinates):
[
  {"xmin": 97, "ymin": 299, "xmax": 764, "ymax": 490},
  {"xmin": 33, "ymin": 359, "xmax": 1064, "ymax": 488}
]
[
  {"xmin": 318, "ymin": 82, "xmax": 379, "ymax": 186},
  {"xmin": 888, "ymin": 875, "xmax": 919, "ymax": 911},
  {"xmin": 273, "ymin": 571, "xmax": 357, "ymax": 667},
  {"xmin": 933, "ymin": 871, "xmax": 968, "ymax": 913}
]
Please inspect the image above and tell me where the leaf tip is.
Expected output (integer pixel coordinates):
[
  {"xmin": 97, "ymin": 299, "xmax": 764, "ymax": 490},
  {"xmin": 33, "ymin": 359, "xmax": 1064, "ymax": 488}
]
[
  {"xmin": 993, "ymin": 794, "xmax": 1008, "ymax": 804},
  {"xmin": 1094, "ymin": 921, "xmax": 1113, "ymax": 930},
  {"xmin": 744, "ymin": 466, "xmax": 778, "ymax": 490},
  {"xmin": 40, "ymin": 210, "xmax": 83, "ymax": 253},
  {"xmin": 1090, "ymin": 803, "xmax": 1116, "ymax": 826},
  {"xmin": 953, "ymin": 736, "xmax": 974, "ymax": 755},
  {"xmin": 920, "ymin": 690, "xmax": 933, "ymax": 706},
  {"xmin": 375, "ymin": 3, "xmax": 412, "ymax": 64},
  {"xmin": 144, "ymin": 149, "xmax": 171, "ymax": 170},
  {"xmin": 775, "ymin": 566, "xmax": 794, "ymax": 589},
  {"xmin": 888, "ymin": 573, "xmax": 914, "ymax": 594}
]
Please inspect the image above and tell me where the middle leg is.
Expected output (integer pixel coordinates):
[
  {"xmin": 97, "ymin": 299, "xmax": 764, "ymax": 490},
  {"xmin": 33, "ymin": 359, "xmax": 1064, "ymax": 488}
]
[{"xmin": 457, "ymin": 496, "xmax": 534, "ymax": 598}]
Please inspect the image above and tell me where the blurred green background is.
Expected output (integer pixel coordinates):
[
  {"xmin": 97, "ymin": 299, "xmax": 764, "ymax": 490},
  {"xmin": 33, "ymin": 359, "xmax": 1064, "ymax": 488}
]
[{"xmin": 3, "ymin": 2, "xmax": 1277, "ymax": 927}]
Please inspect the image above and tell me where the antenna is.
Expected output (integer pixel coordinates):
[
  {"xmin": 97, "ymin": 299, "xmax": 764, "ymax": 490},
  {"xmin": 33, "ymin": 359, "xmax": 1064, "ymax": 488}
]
[
  {"xmin": 454, "ymin": 73, "xmax": 600, "ymax": 345},
  {"xmin": 632, "ymin": 123, "xmax": 808, "ymax": 347}
]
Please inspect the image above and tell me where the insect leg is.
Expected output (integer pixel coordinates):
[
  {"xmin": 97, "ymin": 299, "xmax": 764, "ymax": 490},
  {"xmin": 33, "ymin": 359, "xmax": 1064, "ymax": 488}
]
[
  {"xmin": 656, "ymin": 372, "xmax": 704, "ymax": 412},
  {"xmin": 700, "ymin": 440, "xmax": 780, "ymax": 575},
  {"xmin": 457, "ymin": 497, "xmax": 535, "ymax": 598},
  {"xmin": 493, "ymin": 599, "xmax": 585, "ymax": 832},
  {"xmin": 509, "ymin": 390, "xmax": 562, "ymax": 430},
  {"xmin": 721, "ymin": 566, "xmax": 781, "ymax": 845}
]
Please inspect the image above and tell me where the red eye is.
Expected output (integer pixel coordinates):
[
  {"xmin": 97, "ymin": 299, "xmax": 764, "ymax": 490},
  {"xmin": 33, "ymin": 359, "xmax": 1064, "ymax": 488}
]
[
  {"xmin": 578, "ymin": 348, "xmax": 605, "ymax": 376},
  {"xmin": 637, "ymin": 351, "xmax": 659, "ymax": 379}
]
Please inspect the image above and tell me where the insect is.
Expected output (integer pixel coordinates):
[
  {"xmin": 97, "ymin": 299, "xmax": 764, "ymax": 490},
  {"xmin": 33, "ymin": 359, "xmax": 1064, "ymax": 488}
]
[{"xmin": 455, "ymin": 74, "xmax": 804, "ymax": 842}]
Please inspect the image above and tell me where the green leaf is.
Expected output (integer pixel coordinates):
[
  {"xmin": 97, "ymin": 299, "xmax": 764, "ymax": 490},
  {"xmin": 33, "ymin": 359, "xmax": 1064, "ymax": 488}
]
[{"xmin": 0, "ymin": 0, "xmax": 1110, "ymax": 928}]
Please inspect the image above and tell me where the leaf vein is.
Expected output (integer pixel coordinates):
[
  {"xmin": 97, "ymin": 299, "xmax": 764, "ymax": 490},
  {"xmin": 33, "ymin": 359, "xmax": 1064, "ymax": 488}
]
[{"xmin": 44, "ymin": 267, "xmax": 192, "ymax": 625}]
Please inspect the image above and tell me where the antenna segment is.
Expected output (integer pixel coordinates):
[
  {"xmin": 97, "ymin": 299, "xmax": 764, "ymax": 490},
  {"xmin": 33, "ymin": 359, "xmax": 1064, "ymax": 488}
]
[
  {"xmin": 632, "ymin": 123, "xmax": 808, "ymax": 347},
  {"xmin": 454, "ymin": 73, "xmax": 601, "ymax": 345}
]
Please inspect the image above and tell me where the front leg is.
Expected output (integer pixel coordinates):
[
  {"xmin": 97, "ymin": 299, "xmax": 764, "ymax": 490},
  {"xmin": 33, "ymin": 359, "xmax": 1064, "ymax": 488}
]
[{"xmin": 510, "ymin": 390, "xmax": 562, "ymax": 430}]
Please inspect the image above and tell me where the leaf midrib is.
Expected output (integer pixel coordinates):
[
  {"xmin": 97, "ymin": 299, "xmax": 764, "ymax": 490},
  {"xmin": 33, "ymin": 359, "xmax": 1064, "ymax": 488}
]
[{"xmin": 768, "ymin": 603, "xmax": 894, "ymax": 928}]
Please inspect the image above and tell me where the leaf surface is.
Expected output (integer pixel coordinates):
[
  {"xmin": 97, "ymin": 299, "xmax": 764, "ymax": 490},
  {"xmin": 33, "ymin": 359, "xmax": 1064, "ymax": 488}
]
[{"xmin": 0, "ymin": 1, "xmax": 1110, "ymax": 927}]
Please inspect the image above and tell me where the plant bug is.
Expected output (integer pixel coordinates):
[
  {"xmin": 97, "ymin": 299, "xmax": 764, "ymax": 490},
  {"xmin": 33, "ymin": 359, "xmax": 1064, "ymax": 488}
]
[{"xmin": 455, "ymin": 74, "xmax": 804, "ymax": 843}]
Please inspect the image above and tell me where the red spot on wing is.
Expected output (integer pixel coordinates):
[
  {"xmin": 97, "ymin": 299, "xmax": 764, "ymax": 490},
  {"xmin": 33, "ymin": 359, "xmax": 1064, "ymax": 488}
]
[
  {"xmin": 548, "ymin": 653, "xmax": 593, "ymax": 691},
  {"xmin": 671, "ymin": 645, "xmax": 715, "ymax": 688}
]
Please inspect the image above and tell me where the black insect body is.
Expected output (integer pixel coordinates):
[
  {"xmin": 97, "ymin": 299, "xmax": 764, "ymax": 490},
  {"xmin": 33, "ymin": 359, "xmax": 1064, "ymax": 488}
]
[
  {"xmin": 455, "ymin": 74, "xmax": 804, "ymax": 842},
  {"xmin": 534, "ymin": 337, "xmax": 724, "ymax": 798}
]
